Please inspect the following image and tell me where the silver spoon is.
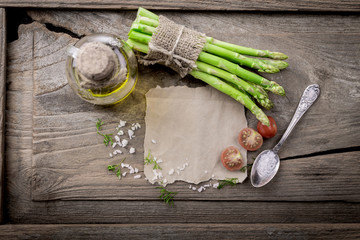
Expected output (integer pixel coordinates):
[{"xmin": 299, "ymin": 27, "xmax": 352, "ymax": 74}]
[{"xmin": 250, "ymin": 84, "xmax": 320, "ymax": 187}]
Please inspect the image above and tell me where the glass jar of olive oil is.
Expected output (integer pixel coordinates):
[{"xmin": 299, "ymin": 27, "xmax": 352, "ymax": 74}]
[{"xmin": 66, "ymin": 33, "xmax": 138, "ymax": 105}]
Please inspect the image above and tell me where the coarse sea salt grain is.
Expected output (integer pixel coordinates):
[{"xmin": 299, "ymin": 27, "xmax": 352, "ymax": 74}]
[
  {"xmin": 117, "ymin": 130, "xmax": 124, "ymax": 136},
  {"xmin": 122, "ymin": 172, "xmax": 127, "ymax": 177},
  {"xmin": 151, "ymin": 139, "xmax": 157, "ymax": 144},
  {"xmin": 109, "ymin": 153, "xmax": 113, "ymax": 158},
  {"xmin": 189, "ymin": 185, "xmax": 192, "ymax": 189},
  {"xmin": 128, "ymin": 129, "xmax": 134, "ymax": 139},
  {"xmin": 112, "ymin": 142, "xmax": 117, "ymax": 148},
  {"xmin": 134, "ymin": 174, "xmax": 141, "ymax": 179},
  {"xmin": 115, "ymin": 135, "xmax": 120, "ymax": 142},
  {"xmin": 129, "ymin": 147, "xmax": 135, "ymax": 154},
  {"xmin": 192, "ymin": 187, "xmax": 197, "ymax": 191},
  {"xmin": 212, "ymin": 183, "xmax": 219, "ymax": 188},
  {"xmin": 119, "ymin": 120, "xmax": 126, "ymax": 127},
  {"xmin": 134, "ymin": 168, "xmax": 139, "ymax": 173},
  {"xmin": 169, "ymin": 168, "xmax": 175, "ymax": 175},
  {"xmin": 121, "ymin": 139, "xmax": 128, "ymax": 147},
  {"xmin": 204, "ymin": 170, "xmax": 208, "ymax": 174}
]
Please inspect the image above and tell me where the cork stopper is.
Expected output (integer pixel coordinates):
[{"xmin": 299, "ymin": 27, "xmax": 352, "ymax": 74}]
[{"xmin": 76, "ymin": 41, "xmax": 120, "ymax": 90}]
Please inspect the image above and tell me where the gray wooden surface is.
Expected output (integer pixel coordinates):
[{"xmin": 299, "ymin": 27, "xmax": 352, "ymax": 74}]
[
  {"xmin": 1, "ymin": 0, "xmax": 360, "ymax": 12},
  {"xmin": 1, "ymin": 224, "xmax": 359, "ymax": 240},
  {"xmin": 0, "ymin": 8, "xmax": 6, "ymax": 224},
  {"xmin": 2, "ymin": 8, "xmax": 360, "ymax": 239}
]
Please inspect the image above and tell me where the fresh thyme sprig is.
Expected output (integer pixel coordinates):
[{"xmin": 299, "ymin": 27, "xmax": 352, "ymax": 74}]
[
  {"xmin": 156, "ymin": 186, "xmax": 177, "ymax": 205},
  {"xmin": 240, "ymin": 163, "xmax": 253, "ymax": 173},
  {"xmin": 96, "ymin": 119, "xmax": 114, "ymax": 146},
  {"xmin": 108, "ymin": 158, "xmax": 126, "ymax": 180},
  {"xmin": 144, "ymin": 150, "xmax": 162, "ymax": 170},
  {"xmin": 217, "ymin": 178, "xmax": 239, "ymax": 189}
]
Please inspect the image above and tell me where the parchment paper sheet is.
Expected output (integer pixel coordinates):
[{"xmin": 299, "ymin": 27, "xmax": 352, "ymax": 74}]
[{"xmin": 144, "ymin": 85, "xmax": 247, "ymax": 185}]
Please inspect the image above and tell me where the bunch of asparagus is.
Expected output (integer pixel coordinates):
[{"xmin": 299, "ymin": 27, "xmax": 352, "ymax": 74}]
[{"xmin": 126, "ymin": 8, "xmax": 288, "ymax": 126}]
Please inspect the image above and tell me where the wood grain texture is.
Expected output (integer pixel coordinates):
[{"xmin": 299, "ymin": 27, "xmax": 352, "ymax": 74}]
[
  {"xmin": 4, "ymin": 11, "xmax": 360, "ymax": 225},
  {"xmin": 0, "ymin": 8, "xmax": 6, "ymax": 224},
  {"xmin": 0, "ymin": 223, "xmax": 360, "ymax": 240},
  {"xmin": 1, "ymin": 0, "xmax": 360, "ymax": 12}
]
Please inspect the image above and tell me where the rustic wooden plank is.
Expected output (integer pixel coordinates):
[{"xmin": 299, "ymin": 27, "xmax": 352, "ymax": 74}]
[
  {"xmin": 0, "ymin": 223, "xmax": 359, "ymax": 239},
  {"xmin": 1, "ymin": 0, "xmax": 360, "ymax": 12},
  {"xmin": 0, "ymin": 8, "xmax": 6, "ymax": 224},
  {"xmin": 6, "ymin": 199, "xmax": 360, "ymax": 224},
  {"xmin": 7, "ymin": 12, "xmax": 358, "ymax": 201}
]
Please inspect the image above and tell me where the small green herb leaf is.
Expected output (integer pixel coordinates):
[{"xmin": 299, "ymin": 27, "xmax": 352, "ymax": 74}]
[
  {"xmin": 156, "ymin": 186, "xmax": 177, "ymax": 206},
  {"xmin": 96, "ymin": 119, "xmax": 114, "ymax": 146},
  {"xmin": 144, "ymin": 150, "xmax": 162, "ymax": 170},
  {"xmin": 240, "ymin": 163, "xmax": 253, "ymax": 173},
  {"xmin": 217, "ymin": 178, "xmax": 239, "ymax": 189}
]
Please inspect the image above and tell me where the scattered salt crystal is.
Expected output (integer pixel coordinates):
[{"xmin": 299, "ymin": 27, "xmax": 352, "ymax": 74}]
[
  {"xmin": 129, "ymin": 166, "xmax": 135, "ymax": 174},
  {"xmin": 203, "ymin": 184, "xmax": 210, "ymax": 188},
  {"xmin": 176, "ymin": 171, "xmax": 180, "ymax": 175},
  {"xmin": 121, "ymin": 139, "xmax": 128, "ymax": 147},
  {"xmin": 117, "ymin": 130, "xmax": 124, "ymax": 136},
  {"xmin": 162, "ymin": 179, "xmax": 167, "ymax": 184},
  {"xmin": 185, "ymin": 162, "xmax": 189, "ymax": 166},
  {"xmin": 168, "ymin": 168, "xmax": 175, "ymax": 175},
  {"xmin": 115, "ymin": 135, "xmax": 120, "ymax": 143},
  {"xmin": 213, "ymin": 183, "xmax": 219, "ymax": 188},
  {"xmin": 122, "ymin": 172, "xmax": 127, "ymax": 177},
  {"xmin": 156, "ymin": 159, "xmax": 163, "ymax": 163},
  {"xmin": 197, "ymin": 186, "xmax": 205, "ymax": 192},
  {"xmin": 151, "ymin": 139, "xmax": 157, "ymax": 144},
  {"xmin": 121, "ymin": 163, "xmax": 125, "ymax": 168},
  {"xmin": 129, "ymin": 147, "xmax": 135, "ymax": 154},
  {"xmin": 134, "ymin": 174, "xmax": 141, "ymax": 179},
  {"xmin": 115, "ymin": 150, "xmax": 122, "ymax": 154},
  {"xmin": 135, "ymin": 123, "xmax": 141, "ymax": 129},
  {"xmin": 189, "ymin": 185, "xmax": 192, "ymax": 189},
  {"xmin": 123, "ymin": 163, "xmax": 129, "ymax": 168},
  {"xmin": 128, "ymin": 129, "xmax": 134, "ymax": 139},
  {"xmin": 211, "ymin": 174, "xmax": 215, "ymax": 178},
  {"xmin": 134, "ymin": 168, "xmax": 139, "ymax": 173},
  {"xmin": 109, "ymin": 153, "xmax": 113, "ymax": 158},
  {"xmin": 119, "ymin": 120, "xmax": 126, "ymax": 127},
  {"xmin": 112, "ymin": 142, "xmax": 117, "ymax": 148},
  {"xmin": 131, "ymin": 126, "xmax": 136, "ymax": 131},
  {"xmin": 204, "ymin": 170, "xmax": 208, "ymax": 174},
  {"xmin": 192, "ymin": 187, "xmax": 197, "ymax": 191}
]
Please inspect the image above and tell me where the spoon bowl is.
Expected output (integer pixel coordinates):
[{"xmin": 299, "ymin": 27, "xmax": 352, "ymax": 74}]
[
  {"xmin": 251, "ymin": 150, "xmax": 280, "ymax": 187},
  {"xmin": 250, "ymin": 84, "xmax": 320, "ymax": 187}
]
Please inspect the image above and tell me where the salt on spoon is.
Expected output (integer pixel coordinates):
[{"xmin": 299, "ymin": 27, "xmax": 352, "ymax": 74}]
[{"xmin": 251, "ymin": 84, "xmax": 320, "ymax": 187}]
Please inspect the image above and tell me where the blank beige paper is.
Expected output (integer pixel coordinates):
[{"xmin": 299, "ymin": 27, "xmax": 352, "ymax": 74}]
[{"xmin": 144, "ymin": 85, "xmax": 248, "ymax": 185}]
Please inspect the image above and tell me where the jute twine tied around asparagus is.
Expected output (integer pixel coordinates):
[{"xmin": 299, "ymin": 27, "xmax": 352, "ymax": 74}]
[{"xmin": 139, "ymin": 15, "xmax": 207, "ymax": 78}]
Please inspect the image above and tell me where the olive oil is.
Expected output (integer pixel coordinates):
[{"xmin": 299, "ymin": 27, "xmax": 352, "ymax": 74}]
[{"xmin": 66, "ymin": 33, "xmax": 138, "ymax": 105}]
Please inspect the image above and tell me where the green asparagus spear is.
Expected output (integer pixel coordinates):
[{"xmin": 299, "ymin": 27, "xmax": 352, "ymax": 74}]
[
  {"xmin": 195, "ymin": 61, "xmax": 274, "ymax": 109},
  {"xmin": 189, "ymin": 70, "xmax": 270, "ymax": 126},
  {"xmin": 136, "ymin": 8, "xmax": 288, "ymax": 61}
]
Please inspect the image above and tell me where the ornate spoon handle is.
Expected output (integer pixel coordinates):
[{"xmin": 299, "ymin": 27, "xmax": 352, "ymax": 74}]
[{"xmin": 273, "ymin": 84, "xmax": 320, "ymax": 153}]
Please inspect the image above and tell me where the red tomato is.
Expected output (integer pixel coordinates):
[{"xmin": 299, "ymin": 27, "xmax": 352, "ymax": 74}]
[
  {"xmin": 257, "ymin": 116, "xmax": 277, "ymax": 138},
  {"xmin": 221, "ymin": 146, "xmax": 243, "ymax": 171},
  {"xmin": 238, "ymin": 128, "xmax": 263, "ymax": 151}
]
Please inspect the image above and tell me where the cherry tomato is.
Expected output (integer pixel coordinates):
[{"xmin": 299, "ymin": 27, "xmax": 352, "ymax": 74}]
[
  {"xmin": 238, "ymin": 128, "xmax": 263, "ymax": 151},
  {"xmin": 221, "ymin": 146, "xmax": 244, "ymax": 171},
  {"xmin": 257, "ymin": 116, "xmax": 277, "ymax": 138}
]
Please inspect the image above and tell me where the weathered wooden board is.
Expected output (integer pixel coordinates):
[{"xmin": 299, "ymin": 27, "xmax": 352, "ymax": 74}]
[
  {"xmin": 0, "ymin": 223, "xmax": 360, "ymax": 240},
  {"xmin": 3, "ymin": 10, "xmax": 360, "ymax": 226},
  {"xmin": 8, "ymin": 11, "xmax": 359, "ymax": 201},
  {"xmin": 1, "ymin": 0, "xmax": 360, "ymax": 11},
  {"xmin": 0, "ymin": 8, "xmax": 6, "ymax": 224}
]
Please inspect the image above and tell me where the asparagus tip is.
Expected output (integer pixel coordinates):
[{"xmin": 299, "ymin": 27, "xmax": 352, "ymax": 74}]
[{"xmin": 269, "ymin": 52, "xmax": 288, "ymax": 60}]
